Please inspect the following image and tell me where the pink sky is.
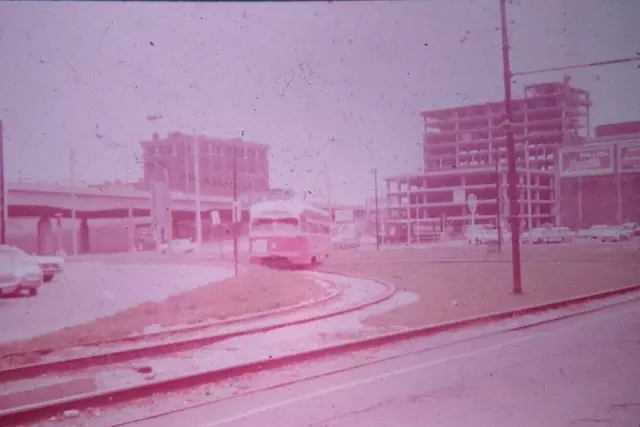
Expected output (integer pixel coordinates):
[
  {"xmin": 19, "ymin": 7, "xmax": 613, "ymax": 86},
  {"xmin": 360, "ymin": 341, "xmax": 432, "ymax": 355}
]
[{"xmin": 1, "ymin": 0, "xmax": 639, "ymax": 204}]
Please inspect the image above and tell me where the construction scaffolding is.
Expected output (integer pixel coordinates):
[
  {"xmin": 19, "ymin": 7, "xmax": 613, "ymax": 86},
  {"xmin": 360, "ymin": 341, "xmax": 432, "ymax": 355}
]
[{"xmin": 383, "ymin": 79, "xmax": 592, "ymax": 242}]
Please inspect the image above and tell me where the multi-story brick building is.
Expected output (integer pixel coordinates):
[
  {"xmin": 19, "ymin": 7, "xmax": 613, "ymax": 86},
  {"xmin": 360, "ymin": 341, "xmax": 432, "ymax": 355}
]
[
  {"xmin": 383, "ymin": 79, "xmax": 592, "ymax": 243},
  {"xmin": 140, "ymin": 132, "xmax": 270, "ymax": 197}
]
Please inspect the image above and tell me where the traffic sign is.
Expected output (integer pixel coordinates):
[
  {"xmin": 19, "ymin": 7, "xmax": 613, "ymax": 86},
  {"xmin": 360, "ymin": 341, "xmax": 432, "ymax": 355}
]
[
  {"xmin": 210, "ymin": 210, "xmax": 221, "ymax": 225},
  {"xmin": 467, "ymin": 193, "xmax": 478, "ymax": 214}
]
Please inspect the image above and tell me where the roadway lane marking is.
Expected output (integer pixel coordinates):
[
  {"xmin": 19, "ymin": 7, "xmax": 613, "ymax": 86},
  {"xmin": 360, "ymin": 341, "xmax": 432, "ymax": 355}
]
[{"xmin": 200, "ymin": 302, "xmax": 640, "ymax": 427}]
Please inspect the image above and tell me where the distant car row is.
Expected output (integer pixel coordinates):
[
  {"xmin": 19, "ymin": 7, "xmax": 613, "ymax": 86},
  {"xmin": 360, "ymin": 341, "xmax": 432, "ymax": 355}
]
[
  {"xmin": 0, "ymin": 245, "xmax": 65, "ymax": 297},
  {"xmin": 466, "ymin": 222, "xmax": 638, "ymax": 245}
]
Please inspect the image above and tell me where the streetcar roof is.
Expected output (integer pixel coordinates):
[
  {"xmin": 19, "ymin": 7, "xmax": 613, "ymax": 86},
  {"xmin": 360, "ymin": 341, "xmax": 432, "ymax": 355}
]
[{"xmin": 250, "ymin": 199, "xmax": 329, "ymax": 219}]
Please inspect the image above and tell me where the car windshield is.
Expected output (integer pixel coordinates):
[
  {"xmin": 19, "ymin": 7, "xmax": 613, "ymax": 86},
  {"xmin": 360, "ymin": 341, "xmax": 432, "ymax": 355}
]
[{"xmin": 0, "ymin": 246, "xmax": 26, "ymax": 260}]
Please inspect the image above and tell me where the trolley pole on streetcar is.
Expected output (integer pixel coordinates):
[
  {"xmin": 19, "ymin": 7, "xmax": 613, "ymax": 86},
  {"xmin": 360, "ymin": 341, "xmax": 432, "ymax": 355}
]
[
  {"xmin": 499, "ymin": 0, "xmax": 522, "ymax": 294},
  {"xmin": 373, "ymin": 168, "xmax": 380, "ymax": 251},
  {"xmin": 232, "ymin": 146, "xmax": 239, "ymax": 277}
]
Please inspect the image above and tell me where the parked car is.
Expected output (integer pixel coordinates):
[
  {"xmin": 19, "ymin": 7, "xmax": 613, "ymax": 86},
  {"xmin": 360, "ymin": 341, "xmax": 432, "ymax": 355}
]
[
  {"xmin": 599, "ymin": 226, "xmax": 633, "ymax": 242},
  {"xmin": 520, "ymin": 228, "xmax": 547, "ymax": 244},
  {"xmin": 159, "ymin": 238, "xmax": 197, "ymax": 254},
  {"xmin": 578, "ymin": 225, "xmax": 610, "ymax": 240},
  {"xmin": 621, "ymin": 222, "xmax": 640, "ymax": 237},
  {"xmin": 331, "ymin": 223, "xmax": 361, "ymax": 249},
  {"xmin": 465, "ymin": 225, "xmax": 493, "ymax": 245},
  {"xmin": 0, "ymin": 249, "xmax": 44, "ymax": 297},
  {"xmin": 467, "ymin": 226, "xmax": 510, "ymax": 245},
  {"xmin": 0, "ymin": 245, "xmax": 64, "ymax": 283},
  {"xmin": 548, "ymin": 227, "xmax": 575, "ymax": 243}
]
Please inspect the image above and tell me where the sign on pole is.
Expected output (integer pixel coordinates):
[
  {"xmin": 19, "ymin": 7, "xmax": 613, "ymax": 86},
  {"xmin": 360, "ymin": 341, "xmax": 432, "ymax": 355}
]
[
  {"xmin": 210, "ymin": 210, "xmax": 221, "ymax": 225},
  {"xmin": 232, "ymin": 201, "xmax": 242, "ymax": 223},
  {"xmin": 468, "ymin": 193, "xmax": 478, "ymax": 226}
]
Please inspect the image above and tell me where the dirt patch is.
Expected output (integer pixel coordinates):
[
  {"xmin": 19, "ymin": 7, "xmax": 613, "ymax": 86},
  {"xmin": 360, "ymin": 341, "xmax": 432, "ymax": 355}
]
[
  {"xmin": 0, "ymin": 265, "xmax": 329, "ymax": 366},
  {"xmin": 322, "ymin": 244, "xmax": 640, "ymax": 329}
]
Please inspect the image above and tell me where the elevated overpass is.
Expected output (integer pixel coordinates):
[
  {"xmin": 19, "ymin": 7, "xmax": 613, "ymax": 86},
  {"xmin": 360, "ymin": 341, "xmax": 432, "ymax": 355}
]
[{"xmin": 6, "ymin": 182, "xmax": 240, "ymax": 254}]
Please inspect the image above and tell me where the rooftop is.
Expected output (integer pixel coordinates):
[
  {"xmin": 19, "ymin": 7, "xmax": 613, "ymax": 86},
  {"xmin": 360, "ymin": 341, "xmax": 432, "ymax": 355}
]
[{"xmin": 140, "ymin": 132, "xmax": 269, "ymax": 150}]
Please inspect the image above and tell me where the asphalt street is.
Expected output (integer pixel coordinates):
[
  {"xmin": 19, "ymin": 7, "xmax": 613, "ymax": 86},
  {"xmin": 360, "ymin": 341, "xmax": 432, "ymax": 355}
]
[
  {"xmin": 185, "ymin": 297, "xmax": 640, "ymax": 427},
  {"xmin": 0, "ymin": 262, "xmax": 233, "ymax": 343}
]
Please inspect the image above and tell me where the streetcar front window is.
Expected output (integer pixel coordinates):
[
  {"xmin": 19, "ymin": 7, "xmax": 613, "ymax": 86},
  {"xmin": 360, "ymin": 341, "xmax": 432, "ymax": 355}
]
[{"xmin": 251, "ymin": 218, "xmax": 299, "ymax": 234}]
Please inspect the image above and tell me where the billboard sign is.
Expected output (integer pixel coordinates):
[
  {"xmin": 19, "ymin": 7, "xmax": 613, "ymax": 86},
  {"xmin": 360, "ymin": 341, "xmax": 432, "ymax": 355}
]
[
  {"xmin": 559, "ymin": 146, "xmax": 614, "ymax": 177},
  {"xmin": 618, "ymin": 141, "xmax": 640, "ymax": 173}
]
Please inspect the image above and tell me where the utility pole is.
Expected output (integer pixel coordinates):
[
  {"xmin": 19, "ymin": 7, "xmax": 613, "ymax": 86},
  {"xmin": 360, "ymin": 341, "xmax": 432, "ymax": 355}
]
[
  {"xmin": 499, "ymin": 0, "xmax": 523, "ymax": 294},
  {"xmin": 69, "ymin": 148, "xmax": 78, "ymax": 256},
  {"xmin": 0, "ymin": 120, "xmax": 6, "ymax": 245},
  {"xmin": 373, "ymin": 168, "xmax": 380, "ymax": 251},
  {"xmin": 193, "ymin": 133, "xmax": 202, "ymax": 249},
  {"xmin": 325, "ymin": 160, "xmax": 332, "ymax": 223},
  {"xmin": 495, "ymin": 145, "xmax": 502, "ymax": 253},
  {"xmin": 232, "ymin": 145, "xmax": 239, "ymax": 277}
]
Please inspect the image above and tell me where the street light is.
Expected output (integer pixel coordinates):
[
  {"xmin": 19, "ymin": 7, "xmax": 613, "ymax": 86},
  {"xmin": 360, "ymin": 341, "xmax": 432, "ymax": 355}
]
[
  {"xmin": 499, "ymin": 0, "xmax": 523, "ymax": 294},
  {"xmin": 232, "ymin": 145, "xmax": 239, "ymax": 277}
]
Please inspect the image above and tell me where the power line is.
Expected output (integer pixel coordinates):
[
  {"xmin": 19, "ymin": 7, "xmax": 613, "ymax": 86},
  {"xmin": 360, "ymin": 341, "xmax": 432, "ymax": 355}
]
[{"xmin": 512, "ymin": 55, "xmax": 640, "ymax": 77}]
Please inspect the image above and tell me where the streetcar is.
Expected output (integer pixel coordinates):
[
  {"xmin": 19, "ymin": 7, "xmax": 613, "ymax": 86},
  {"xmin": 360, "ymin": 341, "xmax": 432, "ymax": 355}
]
[{"xmin": 249, "ymin": 198, "xmax": 331, "ymax": 267}]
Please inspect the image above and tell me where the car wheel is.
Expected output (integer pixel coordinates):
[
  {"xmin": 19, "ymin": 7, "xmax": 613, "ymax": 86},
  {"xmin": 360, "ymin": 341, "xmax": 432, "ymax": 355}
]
[
  {"xmin": 28, "ymin": 288, "xmax": 38, "ymax": 297},
  {"xmin": 43, "ymin": 274, "xmax": 54, "ymax": 283}
]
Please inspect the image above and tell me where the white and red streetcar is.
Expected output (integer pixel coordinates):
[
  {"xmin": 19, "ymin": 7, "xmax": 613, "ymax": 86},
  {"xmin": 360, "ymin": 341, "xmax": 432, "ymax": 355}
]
[{"xmin": 249, "ymin": 199, "xmax": 331, "ymax": 267}]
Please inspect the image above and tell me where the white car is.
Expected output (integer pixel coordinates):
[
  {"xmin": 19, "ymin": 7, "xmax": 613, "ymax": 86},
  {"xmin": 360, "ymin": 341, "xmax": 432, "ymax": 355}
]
[
  {"xmin": 621, "ymin": 222, "xmax": 640, "ymax": 237},
  {"xmin": 578, "ymin": 225, "xmax": 610, "ymax": 240},
  {"xmin": 465, "ymin": 225, "xmax": 492, "ymax": 245},
  {"xmin": 520, "ymin": 228, "xmax": 547, "ymax": 244},
  {"xmin": 160, "ymin": 239, "xmax": 197, "ymax": 254},
  {"xmin": 548, "ymin": 227, "xmax": 575, "ymax": 243},
  {"xmin": 579, "ymin": 225, "xmax": 632, "ymax": 242},
  {"xmin": 599, "ymin": 226, "xmax": 633, "ymax": 243},
  {"xmin": 331, "ymin": 224, "xmax": 360, "ymax": 249},
  {"xmin": 0, "ymin": 245, "xmax": 64, "ymax": 283},
  {"xmin": 0, "ymin": 248, "xmax": 44, "ymax": 297}
]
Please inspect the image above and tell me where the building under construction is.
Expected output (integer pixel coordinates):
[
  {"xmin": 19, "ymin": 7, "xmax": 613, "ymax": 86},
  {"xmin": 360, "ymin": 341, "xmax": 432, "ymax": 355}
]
[{"xmin": 383, "ymin": 79, "xmax": 592, "ymax": 243}]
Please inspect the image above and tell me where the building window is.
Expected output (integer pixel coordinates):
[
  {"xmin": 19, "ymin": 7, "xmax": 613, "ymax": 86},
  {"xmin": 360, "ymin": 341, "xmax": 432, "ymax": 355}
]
[
  {"xmin": 225, "ymin": 146, "xmax": 234, "ymax": 158},
  {"xmin": 258, "ymin": 149, "xmax": 266, "ymax": 160},
  {"xmin": 247, "ymin": 148, "xmax": 256, "ymax": 159}
]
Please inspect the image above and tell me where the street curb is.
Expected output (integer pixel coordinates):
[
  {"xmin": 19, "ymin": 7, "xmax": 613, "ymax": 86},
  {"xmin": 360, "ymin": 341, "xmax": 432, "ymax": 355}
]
[
  {"xmin": 0, "ymin": 272, "xmax": 396, "ymax": 382},
  {"xmin": 1, "ymin": 283, "xmax": 637, "ymax": 425}
]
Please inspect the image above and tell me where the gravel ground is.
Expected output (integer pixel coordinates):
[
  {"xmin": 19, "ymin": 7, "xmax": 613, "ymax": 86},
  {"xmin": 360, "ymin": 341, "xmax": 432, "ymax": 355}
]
[{"xmin": 321, "ymin": 243, "xmax": 640, "ymax": 330}]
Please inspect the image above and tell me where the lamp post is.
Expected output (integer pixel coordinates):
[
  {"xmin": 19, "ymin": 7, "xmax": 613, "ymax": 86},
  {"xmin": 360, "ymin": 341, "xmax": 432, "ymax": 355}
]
[
  {"xmin": 232, "ymin": 145, "xmax": 239, "ymax": 277},
  {"xmin": 499, "ymin": 0, "xmax": 523, "ymax": 294},
  {"xmin": 69, "ymin": 148, "xmax": 78, "ymax": 256}
]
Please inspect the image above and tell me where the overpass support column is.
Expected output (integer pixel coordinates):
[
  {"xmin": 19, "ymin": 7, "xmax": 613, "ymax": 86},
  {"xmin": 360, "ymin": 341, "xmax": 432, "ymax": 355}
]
[
  {"xmin": 127, "ymin": 207, "xmax": 136, "ymax": 252},
  {"xmin": 172, "ymin": 217, "xmax": 180, "ymax": 240},
  {"xmin": 36, "ymin": 217, "xmax": 54, "ymax": 255},
  {"xmin": 79, "ymin": 219, "xmax": 90, "ymax": 254}
]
